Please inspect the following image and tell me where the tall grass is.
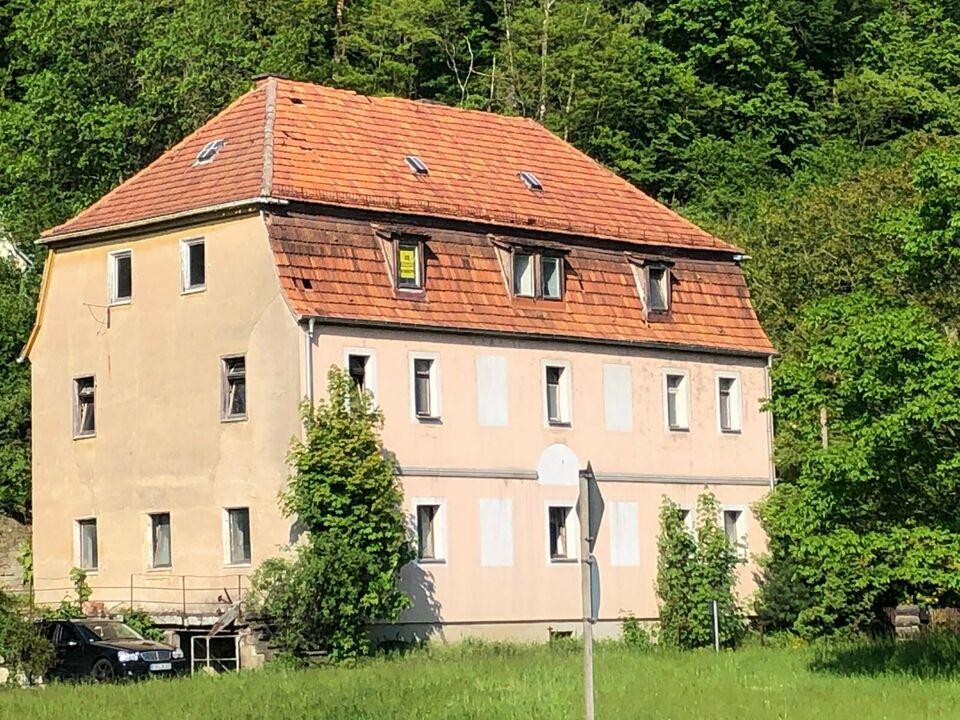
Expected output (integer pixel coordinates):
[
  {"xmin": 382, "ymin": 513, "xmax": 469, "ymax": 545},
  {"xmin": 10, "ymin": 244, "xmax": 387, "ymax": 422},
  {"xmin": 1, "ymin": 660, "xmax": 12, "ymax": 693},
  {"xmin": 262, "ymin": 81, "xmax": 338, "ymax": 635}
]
[{"xmin": 2, "ymin": 639, "xmax": 959, "ymax": 719}]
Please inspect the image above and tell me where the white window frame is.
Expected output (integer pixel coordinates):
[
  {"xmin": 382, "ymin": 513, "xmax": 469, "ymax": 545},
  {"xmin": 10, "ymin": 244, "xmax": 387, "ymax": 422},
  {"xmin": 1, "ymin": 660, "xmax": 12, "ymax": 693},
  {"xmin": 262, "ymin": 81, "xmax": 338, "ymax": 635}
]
[
  {"xmin": 343, "ymin": 347, "xmax": 378, "ymax": 401},
  {"xmin": 409, "ymin": 352, "xmax": 441, "ymax": 421},
  {"xmin": 396, "ymin": 239, "xmax": 424, "ymax": 290},
  {"xmin": 716, "ymin": 371, "xmax": 743, "ymax": 434},
  {"xmin": 545, "ymin": 501, "xmax": 579, "ymax": 564},
  {"xmin": 722, "ymin": 504, "xmax": 748, "ymax": 560},
  {"xmin": 72, "ymin": 375, "xmax": 96, "ymax": 439},
  {"xmin": 107, "ymin": 248, "xmax": 133, "ymax": 306},
  {"xmin": 74, "ymin": 517, "xmax": 99, "ymax": 573},
  {"xmin": 662, "ymin": 368, "xmax": 690, "ymax": 431},
  {"xmin": 412, "ymin": 497, "xmax": 447, "ymax": 564},
  {"xmin": 678, "ymin": 506, "xmax": 696, "ymax": 538},
  {"xmin": 180, "ymin": 237, "xmax": 206, "ymax": 294},
  {"xmin": 222, "ymin": 507, "xmax": 252, "ymax": 566},
  {"xmin": 512, "ymin": 251, "xmax": 535, "ymax": 297},
  {"xmin": 542, "ymin": 360, "xmax": 572, "ymax": 427},
  {"xmin": 146, "ymin": 512, "xmax": 172, "ymax": 570}
]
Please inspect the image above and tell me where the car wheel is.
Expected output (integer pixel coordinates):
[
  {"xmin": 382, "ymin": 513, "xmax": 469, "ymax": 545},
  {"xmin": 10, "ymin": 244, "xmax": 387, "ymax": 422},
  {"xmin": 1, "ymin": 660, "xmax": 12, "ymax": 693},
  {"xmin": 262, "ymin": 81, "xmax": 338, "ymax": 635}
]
[{"xmin": 90, "ymin": 658, "xmax": 116, "ymax": 683}]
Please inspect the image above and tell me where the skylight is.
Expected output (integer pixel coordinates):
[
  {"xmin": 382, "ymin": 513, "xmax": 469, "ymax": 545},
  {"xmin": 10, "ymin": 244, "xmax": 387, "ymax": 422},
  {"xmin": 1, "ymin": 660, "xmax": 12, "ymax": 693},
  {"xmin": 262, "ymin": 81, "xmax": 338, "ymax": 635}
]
[
  {"xmin": 519, "ymin": 171, "xmax": 542, "ymax": 191},
  {"xmin": 405, "ymin": 155, "xmax": 429, "ymax": 175},
  {"xmin": 195, "ymin": 139, "xmax": 225, "ymax": 165}
]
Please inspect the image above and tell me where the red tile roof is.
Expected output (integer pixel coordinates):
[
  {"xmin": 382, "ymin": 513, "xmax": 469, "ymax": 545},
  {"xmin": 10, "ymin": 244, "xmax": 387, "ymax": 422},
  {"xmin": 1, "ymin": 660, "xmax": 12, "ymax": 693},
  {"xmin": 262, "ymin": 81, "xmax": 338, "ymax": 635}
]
[
  {"xmin": 43, "ymin": 77, "xmax": 737, "ymax": 253},
  {"xmin": 269, "ymin": 212, "xmax": 775, "ymax": 355}
]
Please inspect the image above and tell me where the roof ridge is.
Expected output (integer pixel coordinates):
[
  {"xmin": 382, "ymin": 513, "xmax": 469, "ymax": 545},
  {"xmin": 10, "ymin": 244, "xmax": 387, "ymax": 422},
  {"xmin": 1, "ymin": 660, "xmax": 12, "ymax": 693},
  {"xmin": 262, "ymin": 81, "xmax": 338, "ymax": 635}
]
[
  {"xmin": 41, "ymin": 83, "xmax": 268, "ymax": 239},
  {"xmin": 260, "ymin": 76, "xmax": 278, "ymax": 197}
]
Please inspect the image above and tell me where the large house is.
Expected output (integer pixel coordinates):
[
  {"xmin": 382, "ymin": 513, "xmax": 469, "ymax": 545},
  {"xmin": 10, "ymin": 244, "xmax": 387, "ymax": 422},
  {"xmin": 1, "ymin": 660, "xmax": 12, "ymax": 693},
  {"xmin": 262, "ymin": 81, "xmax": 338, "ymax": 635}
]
[{"xmin": 24, "ymin": 75, "xmax": 775, "ymax": 645}]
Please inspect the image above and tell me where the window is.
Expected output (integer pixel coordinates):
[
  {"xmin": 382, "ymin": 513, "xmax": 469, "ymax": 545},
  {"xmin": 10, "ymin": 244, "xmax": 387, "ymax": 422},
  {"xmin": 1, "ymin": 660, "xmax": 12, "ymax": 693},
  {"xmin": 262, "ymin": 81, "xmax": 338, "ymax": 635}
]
[
  {"xmin": 548, "ymin": 505, "xmax": 576, "ymax": 561},
  {"xmin": 414, "ymin": 499, "xmax": 445, "ymax": 562},
  {"xmin": 540, "ymin": 256, "xmax": 562, "ymax": 299},
  {"xmin": 150, "ymin": 513, "xmax": 171, "ymax": 568},
  {"xmin": 519, "ymin": 170, "xmax": 543, "ymax": 191},
  {"xmin": 221, "ymin": 356, "xmax": 247, "ymax": 421},
  {"xmin": 513, "ymin": 252, "xmax": 534, "ymax": 297},
  {"xmin": 410, "ymin": 355, "xmax": 440, "ymax": 420},
  {"xmin": 108, "ymin": 250, "xmax": 132, "ymax": 304},
  {"xmin": 181, "ymin": 238, "xmax": 206, "ymax": 292},
  {"xmin": 647, "ymin": 266, "xmax": 669, "ymax": 311},
  {"xmin": 664, "ymin": 371, "xmax": 689, "ymax": 430},
  {"xmin": 544, "ymin": 363, "xmax": 571, "ymax": 426},
  {"xmin": 678, "ymin": 508, "xmax": 696, "ymax": 538},
  {"xmin": 404, "ymin": 155, "xmax": 429, "ymax": 175},
  {"xmin": 396, "ymin": 240, "xmax": 423, "ymax": 290},
  {"xmin": 717, "ymin": 374, "xmax": 742, "ymax": 432},
  {"xmin": 77, "ymin": 519, "xmax": 98, "ymax": 571},
  {"xmin": 226, "ymin": 508, "xmax": 251, "ymax": 565},
  {"xmin": 195, "ymin": 139, "xmax": 225, "ymax": 165},
  {"xmin": 510, "ymin": 249, "xmax": 563, "ymax": 300},
  {"xmin": 73, "ymin": 376, "xmax": 96, "ymax": 438},
  {"xmin": 723, "ymin": 508, "xmax": 747, "ymax": 559},
  {"xmin": 348, "ymin": 354, "xmax": 368, "ymax": 392}
]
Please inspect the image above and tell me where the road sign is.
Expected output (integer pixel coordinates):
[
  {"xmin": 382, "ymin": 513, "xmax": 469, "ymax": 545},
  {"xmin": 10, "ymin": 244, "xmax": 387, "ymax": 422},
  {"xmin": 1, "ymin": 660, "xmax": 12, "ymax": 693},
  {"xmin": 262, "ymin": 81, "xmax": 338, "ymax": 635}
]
[{"xmin": 577, "ymin": 461, "xmax": 604, "ymax": 552}]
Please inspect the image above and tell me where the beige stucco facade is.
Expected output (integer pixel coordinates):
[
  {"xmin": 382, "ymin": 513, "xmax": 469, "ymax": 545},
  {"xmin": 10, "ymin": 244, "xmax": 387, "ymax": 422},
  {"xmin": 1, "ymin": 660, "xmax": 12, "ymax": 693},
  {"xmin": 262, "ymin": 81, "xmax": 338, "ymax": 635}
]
[{"xmin": 29, "ymin": 210, "xmax": 773, "ymax": 640}]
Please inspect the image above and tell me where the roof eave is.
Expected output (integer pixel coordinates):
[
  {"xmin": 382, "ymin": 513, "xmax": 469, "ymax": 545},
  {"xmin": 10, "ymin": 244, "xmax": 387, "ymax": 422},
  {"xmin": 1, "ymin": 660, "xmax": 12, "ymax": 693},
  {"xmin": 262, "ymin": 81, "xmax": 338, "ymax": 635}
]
[
  {"xmin": 38, "ymin": 197, "xmax": 287, "ymax": 246},
  {"xmin": 297, "ymin": 314, "xmax": 777, "ymax": 359}
]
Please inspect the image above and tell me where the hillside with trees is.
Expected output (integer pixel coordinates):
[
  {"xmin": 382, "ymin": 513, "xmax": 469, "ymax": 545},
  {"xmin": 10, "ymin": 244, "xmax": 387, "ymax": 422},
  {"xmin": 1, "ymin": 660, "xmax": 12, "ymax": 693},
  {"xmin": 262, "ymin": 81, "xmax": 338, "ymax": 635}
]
[{"xmin": 1, "ymin": 0, "xmax": 958, "ymax": 635}]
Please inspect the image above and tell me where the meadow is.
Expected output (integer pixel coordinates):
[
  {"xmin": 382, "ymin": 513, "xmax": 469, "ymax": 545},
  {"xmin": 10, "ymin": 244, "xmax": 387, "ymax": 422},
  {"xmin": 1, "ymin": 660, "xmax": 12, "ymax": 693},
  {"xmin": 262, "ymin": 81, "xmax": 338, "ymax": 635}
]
[{"xmin": 1, "ymin": 637, "xmax": 959, "ymax": 720}]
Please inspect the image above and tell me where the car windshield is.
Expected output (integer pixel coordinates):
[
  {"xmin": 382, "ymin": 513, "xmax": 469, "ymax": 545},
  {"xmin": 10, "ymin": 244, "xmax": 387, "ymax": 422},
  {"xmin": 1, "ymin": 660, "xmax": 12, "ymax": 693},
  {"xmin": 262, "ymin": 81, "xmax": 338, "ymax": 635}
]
[{"xmin": 74, "ymin": 621, "xmax": 144, "ymax": 643}]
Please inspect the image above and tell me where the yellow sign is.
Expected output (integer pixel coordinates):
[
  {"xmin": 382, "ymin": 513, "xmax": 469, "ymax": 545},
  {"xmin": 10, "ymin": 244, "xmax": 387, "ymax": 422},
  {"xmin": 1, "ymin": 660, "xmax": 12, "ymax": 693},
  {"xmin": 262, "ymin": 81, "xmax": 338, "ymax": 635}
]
[{"xmin": 398, "ymin": 248, "xmax": 417, "ymax": 280}]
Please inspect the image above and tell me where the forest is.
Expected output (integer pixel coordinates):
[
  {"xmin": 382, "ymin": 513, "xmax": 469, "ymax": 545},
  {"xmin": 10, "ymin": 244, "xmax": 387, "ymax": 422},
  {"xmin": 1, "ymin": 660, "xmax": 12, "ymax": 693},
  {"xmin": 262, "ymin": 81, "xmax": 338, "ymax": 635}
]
[{"xmin": 1, "ymin": 0, "xmax": 959, "ymax": 636}]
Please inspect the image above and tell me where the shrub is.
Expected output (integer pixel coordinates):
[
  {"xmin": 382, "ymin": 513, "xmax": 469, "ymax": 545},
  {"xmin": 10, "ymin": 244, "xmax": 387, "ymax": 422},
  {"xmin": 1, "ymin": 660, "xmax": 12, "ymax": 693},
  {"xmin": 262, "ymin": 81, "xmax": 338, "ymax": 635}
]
[
  {"xmin": 656, "ymin": 493, "xmax": 745, "ymax": 649},
  {"xmin": 249, "ymin": 367, "xmax": 414, "ymax": 661},
  {"xmin": 0, "ymin": 590, "xmax": 52, "ymax": 683},
  {"xmin": 119, "ymin": 608, "xmax": 165, "ymax": 641},
  {"xmin": 621, "ymin": 615, "xmax": 655, "ymax": 650}
]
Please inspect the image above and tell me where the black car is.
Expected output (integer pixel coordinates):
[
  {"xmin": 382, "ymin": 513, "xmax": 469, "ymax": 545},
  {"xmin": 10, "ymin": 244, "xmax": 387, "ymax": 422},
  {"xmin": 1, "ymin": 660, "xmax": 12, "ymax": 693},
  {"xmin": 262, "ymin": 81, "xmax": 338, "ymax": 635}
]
[{"xmin": 40, "ymin": 619, "xmax": 188, "ymax": 682}]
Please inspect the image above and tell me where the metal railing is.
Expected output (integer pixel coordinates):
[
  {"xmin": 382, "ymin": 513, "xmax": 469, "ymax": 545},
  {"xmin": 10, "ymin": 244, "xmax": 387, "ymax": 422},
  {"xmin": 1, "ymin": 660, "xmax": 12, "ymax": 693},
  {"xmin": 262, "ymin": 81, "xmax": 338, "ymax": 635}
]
[{"xmin": 10, "ymin": 573, "xmax": 252, "ymax": 621}]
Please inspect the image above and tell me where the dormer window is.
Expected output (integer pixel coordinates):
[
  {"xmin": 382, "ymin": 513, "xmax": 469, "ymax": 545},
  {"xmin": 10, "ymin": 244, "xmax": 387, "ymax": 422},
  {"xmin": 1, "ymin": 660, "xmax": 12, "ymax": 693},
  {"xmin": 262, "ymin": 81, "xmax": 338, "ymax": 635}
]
[
  {"xmin": 648, "ymin": 265, "xmax": 670, "ymax": 311},
  {"xmin": 396, "ymin": 239, "xmax": 423, "ymax": 290},
  {"xmin": 510, "ymin": 248, "xmax": 563, "ymax": 300}
]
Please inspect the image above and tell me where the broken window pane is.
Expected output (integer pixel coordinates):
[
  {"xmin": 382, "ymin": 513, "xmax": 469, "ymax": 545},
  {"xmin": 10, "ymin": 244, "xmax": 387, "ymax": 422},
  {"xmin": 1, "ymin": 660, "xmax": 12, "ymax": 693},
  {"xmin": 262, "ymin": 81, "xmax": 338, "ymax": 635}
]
[
  {"xmin": 549, "ymin": 506, "xmax": 570, "ymax": 559},
  {"xmin": 227, "ymin": 508, "xmax": 251, "ymax": 564},
  {"xmin": 348, "ymin": 354, "xmax": 367, "ymax": 392},
  {"xmin": 151, "ymin": 513, "xmax": 171, "ymax": 568},
  {"xmin": 417, "ymin": 504, "xmax": 438, "ymax": 560},
  {"xmin": 75, "ymin": 376, "xmax": 96, "ymax": 437},
  {"xmin": 78, "ymin": 519, "xmax": 98, "ymax": 570},
  {"xmin": 222, "ymin": 356, "xmax": 247, "ymax": 420}
]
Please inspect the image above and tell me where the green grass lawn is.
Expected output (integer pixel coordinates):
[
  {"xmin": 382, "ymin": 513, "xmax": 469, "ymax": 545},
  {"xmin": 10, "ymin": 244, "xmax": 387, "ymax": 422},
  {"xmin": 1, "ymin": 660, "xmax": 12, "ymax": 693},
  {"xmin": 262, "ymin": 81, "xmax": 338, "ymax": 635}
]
[{"xmin": 2, "ymin": 639, "xmax": 960, "ymax": 720}]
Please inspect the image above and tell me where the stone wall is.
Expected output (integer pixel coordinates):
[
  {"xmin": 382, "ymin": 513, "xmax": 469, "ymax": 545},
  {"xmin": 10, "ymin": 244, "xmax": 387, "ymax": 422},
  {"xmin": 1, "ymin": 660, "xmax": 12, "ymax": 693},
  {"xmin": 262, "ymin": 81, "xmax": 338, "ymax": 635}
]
[{"xmin": 0, "ymin": 517, "xmax": 29, "ymax": 591}]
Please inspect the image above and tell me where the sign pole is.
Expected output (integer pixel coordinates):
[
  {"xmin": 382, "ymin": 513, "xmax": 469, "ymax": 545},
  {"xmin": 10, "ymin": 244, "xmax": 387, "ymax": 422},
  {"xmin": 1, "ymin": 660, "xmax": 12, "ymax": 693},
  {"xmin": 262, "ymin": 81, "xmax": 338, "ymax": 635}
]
[
  {"xmin": 712, "ymin": 600, "xmax": 720, "ymax": 653},
  {"xmin": 578, "ymin": 467, "xmax": 595, "ymax": 720}
]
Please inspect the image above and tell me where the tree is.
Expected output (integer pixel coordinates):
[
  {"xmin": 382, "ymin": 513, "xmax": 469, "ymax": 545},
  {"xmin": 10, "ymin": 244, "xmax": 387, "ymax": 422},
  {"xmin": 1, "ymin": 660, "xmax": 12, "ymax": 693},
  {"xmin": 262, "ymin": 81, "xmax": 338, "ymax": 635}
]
[
  {"xmin": 758, "ymin": 293, "xmax": 960, "ymax": 636},
  {"xmin": 249, "ymin": 367, "xmax": 414, "ymax": 660},
  {"xmin": 656, "ymin": 493, "xmax": 744, "ymax": 649}
]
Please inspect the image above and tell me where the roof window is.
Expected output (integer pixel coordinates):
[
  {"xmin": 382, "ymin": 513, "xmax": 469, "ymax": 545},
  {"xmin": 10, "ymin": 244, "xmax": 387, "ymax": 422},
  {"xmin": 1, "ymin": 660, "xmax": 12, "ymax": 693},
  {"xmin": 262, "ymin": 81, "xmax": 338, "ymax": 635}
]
[
  {"xmin": 195, "ymin": 139, "xmax": 225, "ymax": 165},
  {"xmin": 519, "ymin": 171, "xmax": 543, "ymax": 191},
  {"xmin": 405, "ymin": 155, "xmax": 429, "ymax": 175}
]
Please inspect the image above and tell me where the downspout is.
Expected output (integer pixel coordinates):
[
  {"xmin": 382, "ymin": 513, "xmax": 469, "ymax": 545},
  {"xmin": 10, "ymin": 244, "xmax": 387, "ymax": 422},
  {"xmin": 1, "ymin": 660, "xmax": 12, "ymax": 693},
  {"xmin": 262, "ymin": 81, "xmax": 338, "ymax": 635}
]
[
  {"xmin": 304, "ymin": 318, "xmax": 316, "ymax": 406},
  {"xmin": 764, "ymin": 355, "xmax": 776, "ymax": 489}
]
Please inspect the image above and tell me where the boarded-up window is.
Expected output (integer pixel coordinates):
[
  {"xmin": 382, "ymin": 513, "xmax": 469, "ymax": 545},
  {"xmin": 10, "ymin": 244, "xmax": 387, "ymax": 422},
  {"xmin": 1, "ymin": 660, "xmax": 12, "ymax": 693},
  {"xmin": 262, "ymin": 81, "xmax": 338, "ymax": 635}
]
[
  {"xmin": 479, "ymin": 498, "xmax": 513, "ymax": 567},
  {"xmin": 475, "ymin": 355, "xmax": 508, "ymax": 427},
  {"xmin": 602, "ymin": 363, "xmax": 633, "ymax": 431},
  {"xmin": 610, "ymin": 502, "xmax": 639, "ymax": 566}
]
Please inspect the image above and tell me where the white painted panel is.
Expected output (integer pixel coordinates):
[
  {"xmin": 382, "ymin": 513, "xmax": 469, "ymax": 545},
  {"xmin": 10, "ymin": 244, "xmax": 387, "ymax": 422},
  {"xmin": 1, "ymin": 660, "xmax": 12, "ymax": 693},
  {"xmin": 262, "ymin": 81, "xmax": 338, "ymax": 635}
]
[
  {"xmin": 610, "ymin": 501, "xmax": 640, "ymax": 566},
  {"xmin": 479, "ymin": 498, "xmax": 513, "ymax": 567},
  {"xmin": 603, "ymin": 363, "xmax": 633, "ymax": 431},
  {"xmin": 475, "ymin": 355, "xmax": 508, "ymax": 427},
  {"xmin": 536, "ymin": 443, "xmax": 580, "ymax": 486}
]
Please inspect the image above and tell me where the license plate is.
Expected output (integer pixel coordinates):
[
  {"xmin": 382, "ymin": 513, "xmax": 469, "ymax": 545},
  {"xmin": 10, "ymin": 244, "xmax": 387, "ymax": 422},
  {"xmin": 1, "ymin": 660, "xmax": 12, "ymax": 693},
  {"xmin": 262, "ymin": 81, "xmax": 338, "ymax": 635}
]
[{"xmin": 150, "ymin": 662, "xmax": 172, "ymax": 671}]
